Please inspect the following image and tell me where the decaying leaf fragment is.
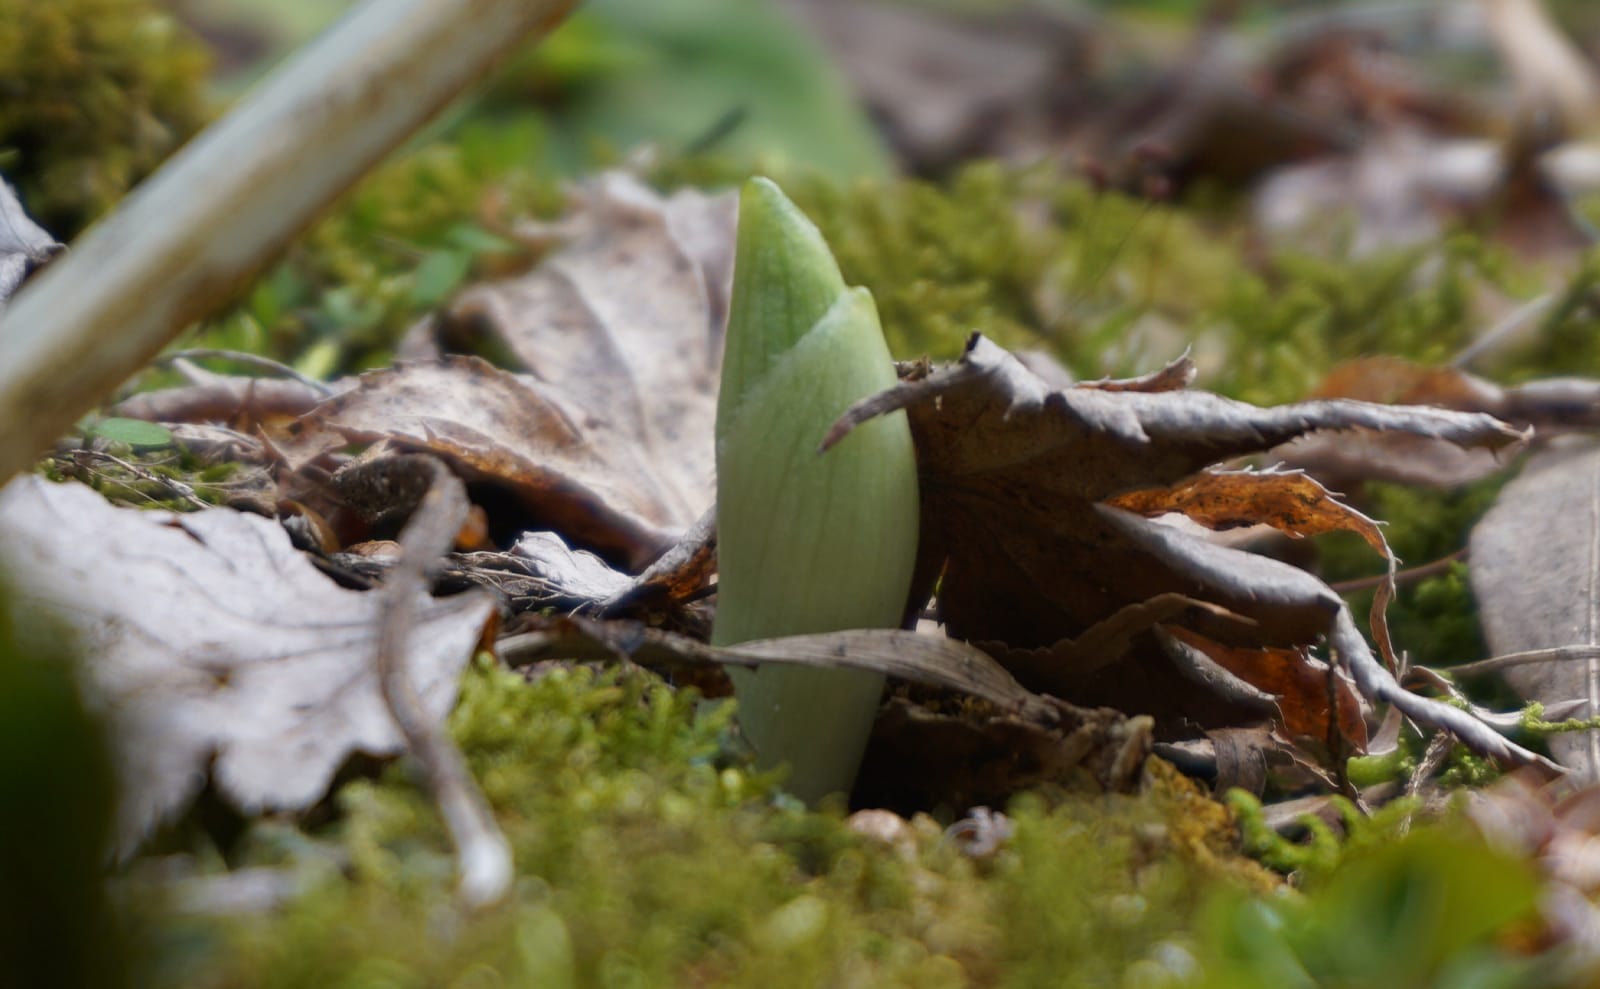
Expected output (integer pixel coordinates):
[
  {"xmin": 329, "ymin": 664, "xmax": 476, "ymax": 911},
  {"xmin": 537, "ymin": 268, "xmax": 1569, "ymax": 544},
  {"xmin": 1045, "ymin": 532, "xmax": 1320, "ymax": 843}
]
[
  {"xmin": 1471, "ymin": 438, "xmax": 1600, "ymax": 781},
  {"xmin": 109, "ymin": 173, "xmax": 735, "ymax": 573},
  {"xmin": 499, "ymin": 617, "xmax": 1057, "ymax": 724},
  {"xmin": 831, "ymin": 334, "xmax": 1540, "ymax": 767},
  {"xmin": 0, "ymin": 177, "xmax": 60, "ymax": 310},
  {"xmin": 0, "ymin": 476, "xmax": 494, "ymax": 855}
]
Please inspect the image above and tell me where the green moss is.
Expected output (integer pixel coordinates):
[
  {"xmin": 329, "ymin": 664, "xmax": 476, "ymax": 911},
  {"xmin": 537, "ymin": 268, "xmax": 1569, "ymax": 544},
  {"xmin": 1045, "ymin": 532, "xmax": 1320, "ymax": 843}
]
[
  {"xmin": 1228, "ymin": 790, "xmax": 1425, "ymax": 882},
  {"xmin": 39, "ymin": 432, "xmax": 250, "ymax": 511},
  {"xmin": 145, "ymin": 664, "xmax": 1573, "ymax": 985},
  {"xmin": 151, "ymin": 663, "xmax": 1287, "ymax": 987},
  {"xmin": 0, "ymin": 0, "xmax": 211, "ymax": 237},
  {"xmin": 1491, "ymin": 251, "xmax": 1600, "ymax": 385},
  {"xmin": 729, "ymin": 162, "xmax": 1542, "ymax": 409}
]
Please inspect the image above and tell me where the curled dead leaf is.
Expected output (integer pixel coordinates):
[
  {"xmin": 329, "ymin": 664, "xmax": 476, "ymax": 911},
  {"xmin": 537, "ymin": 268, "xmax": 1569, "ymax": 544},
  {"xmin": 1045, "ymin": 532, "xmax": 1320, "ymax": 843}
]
[{"xmin": 829, "ymin": 333, "xmax": 1543, "ymax": 771}]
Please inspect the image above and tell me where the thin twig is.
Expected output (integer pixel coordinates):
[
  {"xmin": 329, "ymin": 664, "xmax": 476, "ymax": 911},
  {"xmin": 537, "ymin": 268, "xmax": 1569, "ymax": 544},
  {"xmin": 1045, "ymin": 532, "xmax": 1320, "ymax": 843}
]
[
  {"xmin": 1330, "ymin": 548, "xmax": 1468, "ymax": 594},
  {"xmin": 376, "ymin": 457, "xmax": 511, "ymax": 909},
  {"xmin": 161, "ymin": 349, "xmax": 335, "ymax": 397},
  {"xmin": 59, "ymin": 449, "xmax": 211, "ymax": 511},
  {"xmin": 1446, "ymin": 644, "xmax": 1600, "ymax": 678},
  {"xmin": 1399, "ymin": 730, "xmax": 1455, "ymax": 837},
  {"xmin": 1452, "ymin": 293, "xmax": 1556, "ymax": 369}
]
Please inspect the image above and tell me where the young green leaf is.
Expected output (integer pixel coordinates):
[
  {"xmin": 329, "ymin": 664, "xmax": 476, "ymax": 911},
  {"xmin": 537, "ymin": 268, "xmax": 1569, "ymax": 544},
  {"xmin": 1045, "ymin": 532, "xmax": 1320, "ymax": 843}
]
[{"xmin": 713, "ymin": 177, "xmax": 919, "ymax": 802}]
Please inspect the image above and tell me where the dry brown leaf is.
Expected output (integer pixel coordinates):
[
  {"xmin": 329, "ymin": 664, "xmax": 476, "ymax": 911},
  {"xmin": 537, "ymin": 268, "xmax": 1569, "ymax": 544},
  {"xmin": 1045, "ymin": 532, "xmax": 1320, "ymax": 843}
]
[
  {"xmin": 287, "ymin": 356, "xmax": 685, "ymax": 569},
  {"xmin": 111, "ymin": 174, "xmax": 733, "ymax": 571},
  {"xmin": 1283, "ymin": 355, "xmax": 1600, "ymax": 486},
  {"xmin": 114, "ymin": 364, "xmax": 331, "ymax": 431},
  {"xmin": 1471, "ymin": 438, "xmax": 1600, "ymax": 780},
  {"xmin": 411, "ymin": 171, "xmax": 731, "ymax": 506},
  {"xmin": 0, "ymin": 476, "xmax": 494, "ymax": 855},
  {"xmin": 289, "ymin": 173, "xmax": 734, "ymax": 568},
  {"xmin": 1111, "ymin": 466, "xmax": 1402, "ymax": 670},
  {"xmin": 855, "ymin": 697, "xmax": 1151, "ymax": 814},
  {"xmin": 831, "ymin": 333, "xmax": 1543, "ymax": 769},
  {"xmin": 1110, "ymin": 468, "xmax": 1389, "ymax": 550},
  {"xmin": 498, "ymin": 616, "xmax": 1058, "ymax": 725}
]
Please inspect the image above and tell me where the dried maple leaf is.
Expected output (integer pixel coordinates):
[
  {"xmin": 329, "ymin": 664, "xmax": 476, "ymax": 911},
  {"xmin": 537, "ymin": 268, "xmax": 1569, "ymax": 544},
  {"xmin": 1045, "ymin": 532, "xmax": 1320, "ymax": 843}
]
[
  {"xmin": 0, "ymin": 476, "xmax": 493, "ymax": 855},
  {"xmin": 831, "ymin": 334, "xmax": 1541, "ymax": 767}
]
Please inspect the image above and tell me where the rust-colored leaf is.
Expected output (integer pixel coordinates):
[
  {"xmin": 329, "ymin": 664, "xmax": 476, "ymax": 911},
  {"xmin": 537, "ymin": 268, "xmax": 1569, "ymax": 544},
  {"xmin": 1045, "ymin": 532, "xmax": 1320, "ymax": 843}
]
[
  {"xmin": 1110, "ymin": 467, "xmax": 1401, "ymax": 669},
  {"xmin": 1162, "ymin": 625, "xmax": 1369, "ymax": 751}
]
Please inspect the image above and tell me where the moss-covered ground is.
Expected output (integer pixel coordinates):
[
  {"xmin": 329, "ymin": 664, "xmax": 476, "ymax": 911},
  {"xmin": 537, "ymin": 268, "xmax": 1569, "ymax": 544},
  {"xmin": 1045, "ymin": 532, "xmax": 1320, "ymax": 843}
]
[
  {"xmin": 9, "ymin": 1, "xmax": 1600, "ymax": 984},
  {"xmin": 119, "ymin": 662, "xmax": 1557, "ymax": 988}
]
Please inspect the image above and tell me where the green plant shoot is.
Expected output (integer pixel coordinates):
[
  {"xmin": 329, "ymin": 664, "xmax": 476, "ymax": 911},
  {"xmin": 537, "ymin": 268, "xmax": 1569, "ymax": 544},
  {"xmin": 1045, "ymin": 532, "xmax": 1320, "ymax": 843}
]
[{"xmin": 713, "ymin": 177, "xmax": 920, "ymax": 802}]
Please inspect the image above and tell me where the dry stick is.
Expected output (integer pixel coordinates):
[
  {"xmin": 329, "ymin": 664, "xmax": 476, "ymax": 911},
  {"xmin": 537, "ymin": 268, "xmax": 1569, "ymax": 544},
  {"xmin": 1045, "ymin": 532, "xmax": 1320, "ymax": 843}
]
[
  {"xmin": 1452, "ymin": 293, "xmax": 1557, "ymax": 370},
  {"xmin": 160, "ymin": 350, "xmax": 335, "ymax": 397},
  {"xmin": 1447, "ymin": 644, "xmax": 1600, "ymax": 678},
  {"xmin": 377, "ymin": 458, "xmax": 511, "ymax": 910},
  {"xmin": 1329, "ymin": 548, "xmax": 1468, "ymax": 595},
  {"xmin": 0, "ymin": 0, "xmax": 576, "ymax": 487},
  {"xmin": 58, "ymin": 449, "xmax": 211, "ymax": 511}
]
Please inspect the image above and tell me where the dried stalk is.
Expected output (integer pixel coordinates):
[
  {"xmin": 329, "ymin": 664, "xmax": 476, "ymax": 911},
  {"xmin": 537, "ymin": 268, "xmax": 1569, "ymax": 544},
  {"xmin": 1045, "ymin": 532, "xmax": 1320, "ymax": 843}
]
[
  {"xmin": 0, "ymin": 0, "xmax": 576, "ymax": 485},
  {"xmin": 377, "ymin": 457, "xmax": 510, "ymax": 909}
]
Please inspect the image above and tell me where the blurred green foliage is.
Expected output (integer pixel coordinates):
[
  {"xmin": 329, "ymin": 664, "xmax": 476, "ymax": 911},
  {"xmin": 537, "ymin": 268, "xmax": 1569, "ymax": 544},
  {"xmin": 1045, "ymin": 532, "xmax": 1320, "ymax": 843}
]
[
  {"xmin": 0, "ymin": 583, "xmax": 128, "ymax": 989},
  {"xmin": 1200, "ymin": 818, "xmax": 1548, "ymax": 989},
  {"xmin": 0, "ymin": 0, "xmax": 211, "ymax": 237},
  {"xmin": 487, "ymin": 0, "xmax": 891, "ymax": 179}
]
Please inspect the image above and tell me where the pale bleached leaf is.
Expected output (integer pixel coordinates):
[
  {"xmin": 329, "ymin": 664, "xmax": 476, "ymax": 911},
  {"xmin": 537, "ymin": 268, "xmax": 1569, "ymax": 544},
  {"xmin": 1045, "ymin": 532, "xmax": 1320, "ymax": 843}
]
[
  {"xmin": 0, "ymin": 476, "xmax": 493, "ymax": 855},
  {"xmin": 1471, "ymin": 438, "xmax": 1600, "ymax": 779},
  {"xmin": 0, "ymin": 177, "xmax": 59, "ymax": 310}
]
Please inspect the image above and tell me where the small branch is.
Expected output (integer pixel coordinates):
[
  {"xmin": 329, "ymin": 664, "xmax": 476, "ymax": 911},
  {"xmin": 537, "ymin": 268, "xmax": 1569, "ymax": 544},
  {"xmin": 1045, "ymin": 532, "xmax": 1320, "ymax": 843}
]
[
  {"xmin": 376, "ymin": 457, "xmax": 511, "ymax": 909},
  {"xmin": 57, "ymin": 449, "xmax": 211, "ymax": 511},
  {"xmin": 1330, "ymin": 548, "xmax": 1468, "ymax": 594},
  {"xmin": 1446, "ymin": 644, "xmax": 1600, "ymax": 678},
  {"xmin": 1453, "ymin": 293, "xmax": 1556, "ymax": 369},
  {"xmin": 160, "ymin": 350, "xmax": 335, "ymax": 397},
  {"xmin": 0, "ymin": 0, "xmax": 577, "ymax": 487}
]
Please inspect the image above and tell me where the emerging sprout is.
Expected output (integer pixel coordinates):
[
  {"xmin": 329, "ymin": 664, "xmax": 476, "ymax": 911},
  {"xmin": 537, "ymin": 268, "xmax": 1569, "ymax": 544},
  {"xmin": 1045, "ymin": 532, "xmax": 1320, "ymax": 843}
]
[{"xmin": 713, "ymin": 177, "xmax": 920, "ymax": 802}]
